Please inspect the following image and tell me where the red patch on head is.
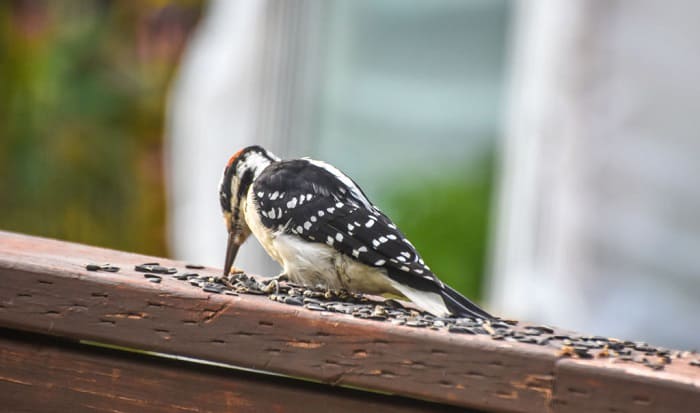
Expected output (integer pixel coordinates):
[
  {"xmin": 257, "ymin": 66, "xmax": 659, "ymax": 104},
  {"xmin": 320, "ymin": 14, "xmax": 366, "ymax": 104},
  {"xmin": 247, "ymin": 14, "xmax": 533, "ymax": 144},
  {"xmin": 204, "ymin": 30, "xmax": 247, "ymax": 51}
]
[{"xmin": 227, "ymin": 148, "xmax": 245, "ymax": 167}]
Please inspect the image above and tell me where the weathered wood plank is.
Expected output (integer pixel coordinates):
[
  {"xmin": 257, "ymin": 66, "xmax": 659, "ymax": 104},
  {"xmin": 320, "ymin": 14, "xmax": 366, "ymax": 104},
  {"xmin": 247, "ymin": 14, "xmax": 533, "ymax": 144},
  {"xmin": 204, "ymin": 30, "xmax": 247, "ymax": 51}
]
[
  {"xmin": 0, "ymin": 231, "xmax": 554, "ymax": 412},
  {"xmin": 0, "ymin": 330, "xmax": 470, "ymax": 413},
  {"xmin": 553, "ymin": 358, "xmax": 700, "ymax": 412},
  {"xmin": 0, "ymin": 231, "xmax": 699, "ymax": 412}
]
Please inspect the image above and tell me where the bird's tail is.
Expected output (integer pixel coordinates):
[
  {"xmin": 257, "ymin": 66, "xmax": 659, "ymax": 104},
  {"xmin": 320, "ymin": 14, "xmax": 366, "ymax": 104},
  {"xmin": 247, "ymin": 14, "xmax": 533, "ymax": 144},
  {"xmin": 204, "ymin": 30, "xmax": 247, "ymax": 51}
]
[
  {"xmin": 439, "ymin": 284, "xmax": 495, "ymax": 320},
  {"xmin": 387, "ymin": 268, "xmax": 495, "ymax": 320}
]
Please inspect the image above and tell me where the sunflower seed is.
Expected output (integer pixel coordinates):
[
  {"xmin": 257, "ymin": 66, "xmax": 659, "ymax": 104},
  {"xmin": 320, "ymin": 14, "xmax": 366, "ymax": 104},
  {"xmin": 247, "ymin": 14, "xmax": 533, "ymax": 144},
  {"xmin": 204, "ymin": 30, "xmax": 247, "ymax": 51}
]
[
  {"xmin": 448, "ymin": 325, "xmax": 476, "ymax": 334},
  {"xmin": 203, "ymin": 283, "xmax": 224, "ymax": 294},
  {"xmin": 98, "ymin": 264, "xmax": 120, "ymax": 272},
  {"xmin": 305, "ymin": 303, "xmax": 326, "ymax": 311},
  {"xmin": 284, "ymin": 296, "xmax": 303, "ymax": 306},
  {"xmin": 172, "ymin": 272, "xmax": 195, "ymax": 280}
]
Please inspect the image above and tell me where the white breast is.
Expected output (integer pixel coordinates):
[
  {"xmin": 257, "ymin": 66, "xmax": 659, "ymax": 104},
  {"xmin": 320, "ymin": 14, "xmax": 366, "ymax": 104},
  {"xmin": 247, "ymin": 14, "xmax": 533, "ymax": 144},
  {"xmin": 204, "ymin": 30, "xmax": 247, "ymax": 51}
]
[
  {"xmin": 272, "ymin": 234, "xmax": 345, "ymax": 288},
  {"xmin": 243, "ymin": 189, "xmax": 281, "ymax": 263}
]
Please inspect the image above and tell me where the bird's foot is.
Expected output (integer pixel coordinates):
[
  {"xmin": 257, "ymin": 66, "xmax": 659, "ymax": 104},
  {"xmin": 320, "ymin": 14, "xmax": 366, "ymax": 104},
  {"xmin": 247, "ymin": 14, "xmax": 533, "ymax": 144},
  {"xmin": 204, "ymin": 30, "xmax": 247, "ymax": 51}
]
[
  {"xmin": 273, "ymin": 273, "xmax": 290, "ymax": 282},
  {"xmin": 262, "ymin": 273, "xmax": 289, "ymax": 294},
  {"xmin": 212, "ymin": 276, "xmax": 234, "ymax": 289}
]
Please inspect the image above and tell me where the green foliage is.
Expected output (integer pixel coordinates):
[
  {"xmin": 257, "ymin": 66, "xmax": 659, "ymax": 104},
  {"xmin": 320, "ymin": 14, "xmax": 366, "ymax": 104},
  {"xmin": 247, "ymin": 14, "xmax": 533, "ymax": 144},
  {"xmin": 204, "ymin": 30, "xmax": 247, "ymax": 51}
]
[
  {"xmin": 0, "ymin": 2, "xmax": 201, "ymax": 255},
  {"xmin": 379, "ymin": 153, "xmax": 494, "ymax": 299}
]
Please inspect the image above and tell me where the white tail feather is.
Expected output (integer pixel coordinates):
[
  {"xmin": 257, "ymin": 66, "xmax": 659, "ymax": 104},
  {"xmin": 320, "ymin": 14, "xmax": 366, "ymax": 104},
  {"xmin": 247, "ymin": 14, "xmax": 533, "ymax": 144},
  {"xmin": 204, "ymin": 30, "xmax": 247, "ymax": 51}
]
[{"xmin": 389, "ymin": 280, "xmax": 449, "ymax": 317}]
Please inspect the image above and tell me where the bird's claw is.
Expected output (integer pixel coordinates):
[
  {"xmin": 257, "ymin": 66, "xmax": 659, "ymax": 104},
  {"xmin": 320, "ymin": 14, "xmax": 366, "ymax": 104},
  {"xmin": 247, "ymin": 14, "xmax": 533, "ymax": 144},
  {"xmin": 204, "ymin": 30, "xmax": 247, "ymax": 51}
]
[
  {"xmin": 263, "ymin": 280, "xmax": 279, "ymax": 294},
  {"xmin": 213, "ymin": 276, "xmax": 236, "ymax": 289},
  {"xmin": 263, "ymin": 273, "xmax": 289, "ymax": 294}
]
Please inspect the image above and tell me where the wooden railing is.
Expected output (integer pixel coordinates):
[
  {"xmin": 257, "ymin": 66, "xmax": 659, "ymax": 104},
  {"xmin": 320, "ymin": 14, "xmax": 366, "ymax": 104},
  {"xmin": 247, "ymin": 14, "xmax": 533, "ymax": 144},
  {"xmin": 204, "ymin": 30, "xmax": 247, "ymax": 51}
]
[{"xmin": 0, "ymin": 230, "xmax": 698, "ymax": 412}]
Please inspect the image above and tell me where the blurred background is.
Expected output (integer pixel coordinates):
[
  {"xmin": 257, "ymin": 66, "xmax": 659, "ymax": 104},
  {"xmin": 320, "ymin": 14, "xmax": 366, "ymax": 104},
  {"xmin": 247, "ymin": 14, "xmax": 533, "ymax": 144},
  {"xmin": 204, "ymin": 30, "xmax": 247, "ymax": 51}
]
[{"xmin": 1, "ymin": 0, "xmax": 698, "ymax": 349}]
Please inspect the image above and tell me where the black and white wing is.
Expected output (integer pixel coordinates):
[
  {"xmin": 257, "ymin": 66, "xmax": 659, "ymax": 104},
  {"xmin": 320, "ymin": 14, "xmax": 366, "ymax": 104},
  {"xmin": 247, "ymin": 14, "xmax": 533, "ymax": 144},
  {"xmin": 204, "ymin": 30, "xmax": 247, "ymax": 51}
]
[
  {"xmin": 254, "ymin": 159, "xmax": 431, "ymax": 274},
  {"xmin": 253, "ymin": 158, "xmax": 493, "ymax": 319}
]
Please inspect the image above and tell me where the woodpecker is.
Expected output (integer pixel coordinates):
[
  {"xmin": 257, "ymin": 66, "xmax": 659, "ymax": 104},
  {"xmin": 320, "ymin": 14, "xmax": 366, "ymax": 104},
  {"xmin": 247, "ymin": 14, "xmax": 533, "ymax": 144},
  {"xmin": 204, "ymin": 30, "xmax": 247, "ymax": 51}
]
[{"xmin": 219, "ymin": 145, "xmax": 493, "ymax": 319}]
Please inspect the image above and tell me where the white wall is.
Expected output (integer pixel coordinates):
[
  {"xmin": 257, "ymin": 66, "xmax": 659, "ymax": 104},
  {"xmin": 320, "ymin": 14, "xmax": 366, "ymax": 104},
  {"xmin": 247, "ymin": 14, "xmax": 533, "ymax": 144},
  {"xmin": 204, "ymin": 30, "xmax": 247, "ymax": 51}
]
[
  {"xmin": 491, "ymin": 0, "xmax": 700, "ymax": 349},
  {"xmin": 165, "ymin": 0, "xmax": 322, "ymax": 275}
]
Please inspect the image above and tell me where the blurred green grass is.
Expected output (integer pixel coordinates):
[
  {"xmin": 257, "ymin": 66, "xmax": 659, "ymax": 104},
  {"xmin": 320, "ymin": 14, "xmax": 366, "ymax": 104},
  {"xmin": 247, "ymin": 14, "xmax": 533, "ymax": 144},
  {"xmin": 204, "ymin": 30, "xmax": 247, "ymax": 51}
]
[
  {"xmin": 380, "ymin": 154, "xmax": 494, "ymax": 300},
  {"xmin": 0, "ymin": 1, "xmax": 202, "ymax": 255}
]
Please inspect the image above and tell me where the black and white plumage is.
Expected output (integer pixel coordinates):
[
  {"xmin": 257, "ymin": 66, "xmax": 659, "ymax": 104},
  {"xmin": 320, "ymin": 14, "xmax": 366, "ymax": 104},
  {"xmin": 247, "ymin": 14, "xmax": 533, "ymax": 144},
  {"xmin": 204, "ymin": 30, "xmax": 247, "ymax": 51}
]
[{"xmin": 219, "ymin": 145, "xmax": 493, "ymax": 319}]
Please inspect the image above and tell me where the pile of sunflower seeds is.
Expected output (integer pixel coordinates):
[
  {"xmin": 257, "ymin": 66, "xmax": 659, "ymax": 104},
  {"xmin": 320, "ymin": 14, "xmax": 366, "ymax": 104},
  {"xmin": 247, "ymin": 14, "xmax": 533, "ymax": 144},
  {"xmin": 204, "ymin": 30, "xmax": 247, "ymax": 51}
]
[{"xmin": 86, "ymin": 262, "xmax": 697, "ymax": 371}]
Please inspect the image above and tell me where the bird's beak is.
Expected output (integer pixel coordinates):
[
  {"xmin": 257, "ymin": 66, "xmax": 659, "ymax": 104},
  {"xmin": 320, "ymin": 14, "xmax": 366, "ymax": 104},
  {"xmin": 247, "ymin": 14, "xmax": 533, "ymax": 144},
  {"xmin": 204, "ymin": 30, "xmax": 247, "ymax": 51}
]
[{"xmin": 223, "ymin": 231, "xmax": 242, "ymax": 276}]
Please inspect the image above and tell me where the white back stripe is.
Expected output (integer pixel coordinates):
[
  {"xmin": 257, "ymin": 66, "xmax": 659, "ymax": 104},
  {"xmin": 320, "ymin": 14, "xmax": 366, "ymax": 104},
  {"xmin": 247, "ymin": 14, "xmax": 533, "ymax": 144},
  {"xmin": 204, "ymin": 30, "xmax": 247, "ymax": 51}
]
[{"xmin": 305, "ymin": 159, "xmax": 373, "ymax": 210}]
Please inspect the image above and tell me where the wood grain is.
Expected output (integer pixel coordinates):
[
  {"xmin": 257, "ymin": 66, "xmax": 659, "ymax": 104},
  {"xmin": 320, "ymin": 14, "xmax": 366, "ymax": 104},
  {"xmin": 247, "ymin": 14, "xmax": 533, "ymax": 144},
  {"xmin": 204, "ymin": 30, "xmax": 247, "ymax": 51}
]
[
  {"xmin": 1, "ymin": 231, "xmax": 699, "ymax": 412},
  {"xmin": 0, "ymin": 330, "xmax": 471, "ymax": 413},
  {"xmin": 553, "ymin": 358, "xmax": 700, "ymax": 412}
]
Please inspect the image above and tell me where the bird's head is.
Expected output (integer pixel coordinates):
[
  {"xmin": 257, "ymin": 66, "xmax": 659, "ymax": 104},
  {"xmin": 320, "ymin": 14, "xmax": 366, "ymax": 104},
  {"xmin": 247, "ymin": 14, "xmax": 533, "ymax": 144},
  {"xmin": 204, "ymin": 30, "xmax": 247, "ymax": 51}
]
[{"xmin": 219, "ymin": 145, "xmax": 278, "ymax": 275}]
